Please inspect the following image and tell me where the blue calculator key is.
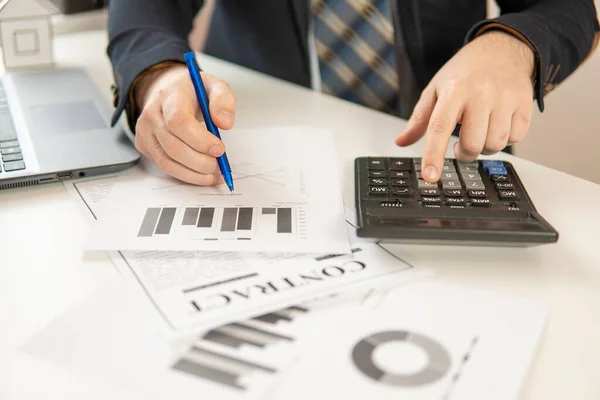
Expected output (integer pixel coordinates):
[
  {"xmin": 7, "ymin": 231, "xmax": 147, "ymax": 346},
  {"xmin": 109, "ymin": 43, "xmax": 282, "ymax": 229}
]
[
  {"xmin": 487, "ymin": 166, "xmax": 507, "ymax": 175},
  {"xmin": 482, "ymin": 160, "xmax": 504, "ymax": 168}
]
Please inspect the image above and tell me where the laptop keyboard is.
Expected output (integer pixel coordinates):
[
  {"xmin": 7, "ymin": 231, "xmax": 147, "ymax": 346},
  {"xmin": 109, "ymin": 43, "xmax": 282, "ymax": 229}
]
[{"xmin": 0, "ymin": 82, "xmax": 26, "ymax": 173}]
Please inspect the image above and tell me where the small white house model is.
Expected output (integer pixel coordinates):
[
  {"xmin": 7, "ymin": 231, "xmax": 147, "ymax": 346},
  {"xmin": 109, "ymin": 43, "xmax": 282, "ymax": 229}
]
[{"xmin": 0, "ymin": 0, "xmax": 59, "ymax": 71}]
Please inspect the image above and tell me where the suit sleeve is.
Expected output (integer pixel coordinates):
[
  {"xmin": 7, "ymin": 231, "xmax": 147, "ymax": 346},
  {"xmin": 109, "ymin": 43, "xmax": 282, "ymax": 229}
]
[
  {"xmin": 106, "ymin": 0, "xmax": 204, "ymax": 129},
  {"xmin": 465, "ymin": 0, "xmax": 600, "ymax": 112}
]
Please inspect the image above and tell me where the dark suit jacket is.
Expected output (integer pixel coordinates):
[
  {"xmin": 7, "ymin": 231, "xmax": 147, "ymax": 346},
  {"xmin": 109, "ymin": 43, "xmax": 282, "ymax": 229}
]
[{"xmin": 107, "ymin": 0, "xmax": 600, "ymax": 131}]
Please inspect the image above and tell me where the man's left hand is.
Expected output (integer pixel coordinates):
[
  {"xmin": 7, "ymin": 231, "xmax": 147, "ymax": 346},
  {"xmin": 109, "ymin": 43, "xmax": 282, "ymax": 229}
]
[{"xmin": 395, "ymin": 30, "xmax": 535, "ymax": 182}]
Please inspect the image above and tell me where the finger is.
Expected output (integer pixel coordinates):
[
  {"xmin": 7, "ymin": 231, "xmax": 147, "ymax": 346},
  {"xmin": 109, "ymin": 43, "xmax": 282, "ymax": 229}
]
[
  {"xmin": 508, "ymin": 106, "xmax": 532, "ymax": 145},
  {"xmin": 421, "ymin": 91, "xmax": 463, "ymax": 182},
  {"xmin": 395, "ymin": 87, "xmax": 436, "ymax": 147},
  {"xmin": 202, "ymin": 73, "xmax": 236, "ymax": 129},
  {"xmin": 153, "ymin": 114, "xmax": 219, "ymax": 175},
  {"xmin": 161, "ymin": 91, "xmax": 225, "ymax": 158},
  {"xmin": 145, "ymin": 132, "xmax": 224, "ymax": 186},
  {"xmin": 454, "ymin": 103, "xmax": 490, "ymax": 162},
  {"xmin": 482, "ymin": 107, "xmax": 512, "ymax": 155}
]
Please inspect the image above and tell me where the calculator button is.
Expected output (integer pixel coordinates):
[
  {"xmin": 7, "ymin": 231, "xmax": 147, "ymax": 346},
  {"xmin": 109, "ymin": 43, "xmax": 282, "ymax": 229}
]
[
  {"xmin": 468, "ymin": 189, "xmax": 487, "ymax": 198},
  {"xmin": 470, "ymin": 197, "xmax": 491, "ymax": 207},
  {"xmin": 487, "ymin": 166, "xmax": 507, "ymax": 175},
  {"xmin": 491, "ymin": 174, "xmax": 510, "ymax": 182},
  {"xmin": 460, "ymin": 172, "xmax": 481, "ymax": 181},
  {"xmin": 495, "ymin": 182, "xmax": 515, "ymax": 190},
  {"xmin": 441, "ymin": 165, "xmax": 455, "ymax": 172},
  {"xmin": 458, "ymin": 164, "xmax": 479, "ymax": 172},
  {"xmin": 368, "ymin": 170, "xmax": 386, "ymax": 178},
  {"xmin": 414, "ymin": 163, "xmax": 421, "ymax": 171},
  {"xmin": 390, "ymin": 171, "xmax": 408, "ymax": 179},
  {"xmin": 392, "ymin": 188, "xmax": 412, "ymax": 197},
  {"xmin": 369, "ymin": 178, "xmax": 388, "ymax": 186},
  {"xmin": 498, "ymin": 190, "xmax": 518, "ymax": 200},
  {"xmin": 420, "ymin": 188, "xmax": 440, "ymax": 196},
  {"xmin": 441, "ymin": 179, "xmax": 461, "ymax": 189},
  {"xmin": 464, "ymin": 180, "xmax": 485, "ymax": 189},
  {"xmin": 482, "ymin": 160, "xmax": 504, "ymax": 168},
  {"xmin": 418, "ymin": 179, "xmax": 438, "ymax": 189},
  {"xmin": 444, "ymin": 189, "xmax": 464, "ymax": 197},
  {"xmin": 458, "ymin": 161, "xmax": 479, "ymax": 167},
  {"xmin": 439, "ymin": 172, "xmax": 458, "ymax": 180},
  {"xmin": 391, "ymin": 179, "xmax": 410, "ymax": 187},
  {"xmin": 369, "ymin": 186, "xmax": 389, "ymax": 196},
  {"xmin": 368, "ymin": 158, "xmax": 386, "ymax": 170},
  {"xmin": 443, "ymin": 159, "xmax": 454, "ymax": 165},
  {"xmin": 389, "ymin": 158, "xmax": 411, "ymax": 171},
  {"xmin": 421, "ymin": 196, "xmax": 442, "ymax": 205},
  {"xmin": 446, "ymin": 197, "xmax": 467, "ymax": 206},
  {"xmin": 4, "ymin": 160, "xmax": 25, "ymax": 172}
]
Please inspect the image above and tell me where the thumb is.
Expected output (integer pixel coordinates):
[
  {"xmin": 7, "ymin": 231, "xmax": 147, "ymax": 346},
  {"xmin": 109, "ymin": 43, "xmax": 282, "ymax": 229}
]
[
  {"xmin": 395, "ymin": 87, "xmax": 437, "ymax": 147},
  {"xmin": 202, "ymin": 73, "xmax": 237, "ymax": 130}
]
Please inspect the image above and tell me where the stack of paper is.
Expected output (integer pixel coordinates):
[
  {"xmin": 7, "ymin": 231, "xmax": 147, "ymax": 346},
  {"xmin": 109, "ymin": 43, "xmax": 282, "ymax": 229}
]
[{"xmin": 21, "ymin": 125, "xmax": 548, "ymax": 400}]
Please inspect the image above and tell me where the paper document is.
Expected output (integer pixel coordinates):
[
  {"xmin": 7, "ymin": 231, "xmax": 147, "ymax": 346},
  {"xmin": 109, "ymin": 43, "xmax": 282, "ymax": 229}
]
[
  {"xmin": 83, "ymin": 126, "xmax": 351, "ymax": 254},
  {"xmin": 23, "ymin": 281, "xmax": 547, "ymax": 400},
  {"xmin": 65, "ymin": 172, "xmax": 427, "ymax": 334},
  {"xmin": 112, "ymin": 244, "xmax": 424, "ymax": 333},
  {"xmin": 267, "ymin": 281, "xmax": 548, "ymax": 400}
]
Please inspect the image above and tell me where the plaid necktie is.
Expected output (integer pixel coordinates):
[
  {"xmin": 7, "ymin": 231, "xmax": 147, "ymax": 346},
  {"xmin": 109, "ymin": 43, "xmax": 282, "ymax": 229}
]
[{"xmin": 312, "ymin": 0, "xmax": 399, "ymax": 114}]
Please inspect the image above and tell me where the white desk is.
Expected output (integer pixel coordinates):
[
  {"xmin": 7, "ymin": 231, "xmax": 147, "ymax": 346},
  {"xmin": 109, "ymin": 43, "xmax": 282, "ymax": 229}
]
[{"xmin": 1, "ymin": 30, "xmax": 599, "ymax": 400}]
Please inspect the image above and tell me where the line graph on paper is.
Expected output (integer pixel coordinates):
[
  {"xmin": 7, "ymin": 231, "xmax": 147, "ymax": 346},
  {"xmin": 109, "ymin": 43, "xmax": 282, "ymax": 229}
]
[{"xmin": 151, "ymin": 164, "xmax": 307, "ymax": 198}]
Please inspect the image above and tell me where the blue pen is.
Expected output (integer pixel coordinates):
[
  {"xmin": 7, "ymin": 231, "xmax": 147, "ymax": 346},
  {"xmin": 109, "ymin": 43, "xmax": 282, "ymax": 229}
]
[{"xmin": 184, "ymin": 52, "xmax": 234, "ymax": 192}]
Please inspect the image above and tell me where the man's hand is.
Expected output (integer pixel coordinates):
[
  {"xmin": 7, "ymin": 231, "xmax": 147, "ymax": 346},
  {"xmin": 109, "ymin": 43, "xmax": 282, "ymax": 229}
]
[
  {"xmin": 134, "ymin": 64, "xmax": 236, "ymax": 185},
  {"xmin": 395, "ymin": 30, "xmax": 535, "ymax": 182}
]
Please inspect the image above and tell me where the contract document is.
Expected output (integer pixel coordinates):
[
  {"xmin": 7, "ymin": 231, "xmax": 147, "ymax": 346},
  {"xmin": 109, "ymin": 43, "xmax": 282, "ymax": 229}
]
[
  {"xmin": 65, "ymin": 162, "xmax": 427, "ymax": 334},
  {"xmin": 84, "ymin": 126, "xmax": 351, "ymax": 254}
]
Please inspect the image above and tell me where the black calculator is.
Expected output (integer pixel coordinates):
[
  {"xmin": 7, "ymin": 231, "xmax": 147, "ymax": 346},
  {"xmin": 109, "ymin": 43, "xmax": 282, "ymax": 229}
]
[{"xmin": 354, "ymin": 157, "xmax": 559, "ymax": 246}]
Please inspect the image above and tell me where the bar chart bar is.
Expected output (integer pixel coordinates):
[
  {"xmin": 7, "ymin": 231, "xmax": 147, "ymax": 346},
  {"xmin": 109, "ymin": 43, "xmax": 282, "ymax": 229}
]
[
  {"xmin": 173, "ymin": 358, "xmax": 244, "ymax": 390},
  {"xmin": 155, "ymin": 207, "xmax": 176, "ymax": 234},
  {"xmin": 253, "ymin": 312, "xmax": 293, "ymax": 324},
  {"xmin": 203, "ymin": 330, "xmax": 246, "ymax": 348},
  {"xmin": 262, "ymin": 208, "xmax": 276, "ymax": 215},
  {"xmin": 189, "ymin": 346, "xmax": 276, "ymax": 373},
  {"xmin": 197, "ymin": 207, "xmax": 215, "ymax": 228},
  {"xmin": 277, "ymin": 208, "xmax": 292, "ymax": 233},
  {"xmin": 221, "ymin": 208, "xmax": 238, "ymax": 232},
  {"xmin": 237, "ymin": 208, "xmax": 253, "ymax": 230},
  {"xmin": 182, "ymin": 207, "xmax": 200, "ymax": 225},
  {"xmin": 138, "ymin": 207, "xmax": 161, "ymax": 237}
]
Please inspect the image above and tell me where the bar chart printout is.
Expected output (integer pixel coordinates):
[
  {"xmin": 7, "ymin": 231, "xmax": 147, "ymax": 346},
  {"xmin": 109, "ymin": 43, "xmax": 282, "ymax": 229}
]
[
  {"xmin": 137, "ymin": 206, "xmax": 300, "ymax": 240},
  {"xmin": 172, "ymin": 306, "xmax": 309, "ymax": 392}
]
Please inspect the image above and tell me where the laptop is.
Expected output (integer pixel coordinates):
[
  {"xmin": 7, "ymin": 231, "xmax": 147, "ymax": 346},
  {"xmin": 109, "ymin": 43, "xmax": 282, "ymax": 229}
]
[{"xmin": 0, "ymin": 67, "xmax": 140, "ymax": 190}]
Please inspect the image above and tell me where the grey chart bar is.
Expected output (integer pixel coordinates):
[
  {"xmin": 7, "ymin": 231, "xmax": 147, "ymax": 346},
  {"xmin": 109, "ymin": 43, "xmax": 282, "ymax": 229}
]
[
  {"xmin": 203, "ymin": 330, "xmax": 246, "ymax": 348},
  {"xmin": 182, "ymin": 207, "xmax": 200, "ymax": 225},
  {"xmin": 237, "ymin": 208, "xmax": 253, "ymax": 230},
  {"xmin": 277, "ymin": 208, "xmax": 292, "ymax": 233},
  {"xmin": 262, "ymin": 208, "xmax": 276, "ymax": 215},
  {"xmin": 173, "ymin": 358, "xmax": 244, "ymax": 390},
  {"xmin": 155, "ymin": 207, "xmax": 176, "ymax": 234},
  {"xmin": 253, "ymin": 312, "xmax": 293, "ymax": 324},
  {"xmin": 221, "ymin": 208, "xmax": 238, "ymax": 232},
  {"xmin": 138, "ymin": 207, "xmax": 161, "ymax": 237},
  {"xmin": 197, "ymin": 207, "xmax": 215, "ymax": 228}
]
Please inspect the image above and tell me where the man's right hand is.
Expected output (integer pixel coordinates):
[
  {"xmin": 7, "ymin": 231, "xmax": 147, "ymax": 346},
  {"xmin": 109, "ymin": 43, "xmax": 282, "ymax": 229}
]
[{"xmin": 133, "ymin": 63, "xmax": 236, "ymax": 185}]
